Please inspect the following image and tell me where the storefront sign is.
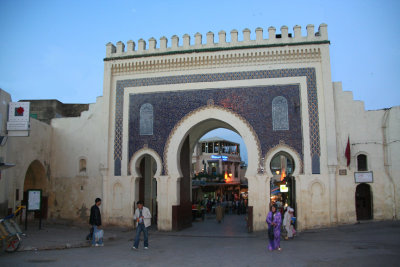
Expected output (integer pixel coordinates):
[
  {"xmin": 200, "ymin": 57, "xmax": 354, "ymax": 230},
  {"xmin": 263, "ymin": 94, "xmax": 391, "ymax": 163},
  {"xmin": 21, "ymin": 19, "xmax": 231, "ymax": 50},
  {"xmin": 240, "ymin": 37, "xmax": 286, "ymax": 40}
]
[
  {"xmin": 211, "ymin": 155, "xmax": 228, "ymax": 161},
  {"xmin": 280, "ymin": 184, "xmax": 289, "ymax": 192},
  {"xmin": 354, "ymin": 171, "xmax": 373, "ymax": 183}
]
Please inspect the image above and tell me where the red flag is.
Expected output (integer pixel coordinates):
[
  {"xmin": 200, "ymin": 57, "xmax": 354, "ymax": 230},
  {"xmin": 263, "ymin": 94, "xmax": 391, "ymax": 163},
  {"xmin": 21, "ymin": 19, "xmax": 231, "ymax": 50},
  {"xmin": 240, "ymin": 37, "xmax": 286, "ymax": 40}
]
[{"xmin": 345, "ymin": 137, "xmax": 351, "ymax": 166}]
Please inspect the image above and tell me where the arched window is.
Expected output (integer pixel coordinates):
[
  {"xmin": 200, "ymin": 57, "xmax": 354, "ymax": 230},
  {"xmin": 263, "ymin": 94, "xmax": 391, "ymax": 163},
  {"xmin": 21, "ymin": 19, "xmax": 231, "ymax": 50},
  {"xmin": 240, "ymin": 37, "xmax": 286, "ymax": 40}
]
[
  {"xmin": 357, "ymin": 154, "xmax": 368, "ymax": 171},
  {"xmin": 140, "ymin": 103, "xmax": 153, "ymax": 135},
  {"xmin": 79, "ymin": 158, "xmax": 87, "ymax": 173},
  {"xmin": 272, "ymin": 96, "xmax": 289, "ymax": 131}
]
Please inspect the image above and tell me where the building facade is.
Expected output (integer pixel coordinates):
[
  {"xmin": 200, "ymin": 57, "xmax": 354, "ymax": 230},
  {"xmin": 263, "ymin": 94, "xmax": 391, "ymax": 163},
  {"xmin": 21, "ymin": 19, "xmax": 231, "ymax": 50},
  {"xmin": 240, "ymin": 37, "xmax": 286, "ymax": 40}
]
[
  {"xmin": 1, "ymin": 24, "xmax": 399, "ymax": 231},
  {"xmin": 192, "ymin": 136, "xmax": 242, "ymax": 182}
]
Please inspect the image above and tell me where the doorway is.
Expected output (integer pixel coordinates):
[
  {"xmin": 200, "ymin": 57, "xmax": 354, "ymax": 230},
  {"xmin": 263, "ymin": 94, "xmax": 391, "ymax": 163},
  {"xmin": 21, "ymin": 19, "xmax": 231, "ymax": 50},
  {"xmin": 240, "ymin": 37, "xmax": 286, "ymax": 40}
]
[
  {"xmin": 355, "ymin": 183, "xmax": 372, "ymax": 220},
  {"xmin": 173, "ymin": 127, "xmax": 249, "ymax": 232},
  {"xmin": 269, "ymin": 152, "xmax": 296, "ymax": 216},
  {"xmin": 138, "ymin": 155, "xmax": 158, "ymax": 225},
  {"xmin": 23, "ymin": 160, "xmax": 48, "ymax": 219}
]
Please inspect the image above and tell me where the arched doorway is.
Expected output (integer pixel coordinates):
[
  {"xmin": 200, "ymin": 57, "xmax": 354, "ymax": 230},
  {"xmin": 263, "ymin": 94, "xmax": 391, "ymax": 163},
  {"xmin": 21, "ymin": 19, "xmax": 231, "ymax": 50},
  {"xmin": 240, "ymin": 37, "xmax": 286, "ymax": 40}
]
[
  {"xmin": 176, "ymin": 128, "xmax": 249, "ymax": 232},
  {"xmin": 164, "ymin": 105, "xmax": 261, "ymax": 231},
  {"xmin": 23, "ymin": 160, "xmax": 48, "ymax": 219},
  {"xmin": 269, "ymin": 152, "xmax": 296, "ymax": 213},
  {"xmin": 355, "ymin": 183, "xmax": 372, "ymax": 220},
  {"xmin": 130, "ymin": 148, "xmax": 162, "ymax": 227},
  {"xmin": 138, "ymin": 155, "xmax": 158, "ymax": 225}
]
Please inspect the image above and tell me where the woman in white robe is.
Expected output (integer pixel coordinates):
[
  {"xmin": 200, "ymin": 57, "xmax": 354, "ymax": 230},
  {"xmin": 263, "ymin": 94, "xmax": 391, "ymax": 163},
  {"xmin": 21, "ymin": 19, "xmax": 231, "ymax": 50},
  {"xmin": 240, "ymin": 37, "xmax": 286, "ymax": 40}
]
[{"xmin": 283, "ymin": 207, "xmax": 295, "ymax": 239}]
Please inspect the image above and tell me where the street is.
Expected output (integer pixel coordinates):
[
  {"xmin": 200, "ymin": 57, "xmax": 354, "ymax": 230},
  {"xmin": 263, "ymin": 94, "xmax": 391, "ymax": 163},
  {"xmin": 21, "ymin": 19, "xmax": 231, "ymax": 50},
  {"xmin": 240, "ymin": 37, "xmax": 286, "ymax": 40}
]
[{"xmin": 0, "ymin": 215, "xmax": 399, "ymax": 267}]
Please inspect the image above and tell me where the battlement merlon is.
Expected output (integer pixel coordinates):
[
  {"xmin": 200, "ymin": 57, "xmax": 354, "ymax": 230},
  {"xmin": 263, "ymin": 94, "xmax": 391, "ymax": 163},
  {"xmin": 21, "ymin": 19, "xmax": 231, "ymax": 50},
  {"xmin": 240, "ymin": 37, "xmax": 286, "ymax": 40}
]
[{"xmin": 105, "ymin": 24, "xmax": 328, "ymax": 60}]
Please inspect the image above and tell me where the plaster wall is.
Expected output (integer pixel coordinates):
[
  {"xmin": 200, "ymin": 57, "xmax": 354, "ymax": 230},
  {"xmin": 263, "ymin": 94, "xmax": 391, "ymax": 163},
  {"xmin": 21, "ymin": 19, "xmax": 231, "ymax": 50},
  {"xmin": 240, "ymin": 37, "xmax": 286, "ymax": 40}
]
[
  {"xmin": 333, "ymin": 82, "xmax": 400, "ymax": 223},
  {"xmin": 4, "ymin": 118, "xmax": 52, "ymax": 210},
  {"xmin": 0, "ymin": 89, "xmax": 12, "ymax": 216},
  {"xmin": 49, "ymin": 97, "xmax": 108, "ymax": 222},
  {"xmin": 387, "ymin": 106, "xmax": 400, "ymax": 218}
]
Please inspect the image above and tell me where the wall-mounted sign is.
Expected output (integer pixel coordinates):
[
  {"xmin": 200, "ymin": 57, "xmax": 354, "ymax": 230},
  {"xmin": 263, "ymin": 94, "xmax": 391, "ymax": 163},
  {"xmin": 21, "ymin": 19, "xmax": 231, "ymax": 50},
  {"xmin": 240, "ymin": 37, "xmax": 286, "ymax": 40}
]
[
  {"xmin": 280, "ymin": 184, "xmax": 289, "ymax": 192},
  {"xmin": 211, "ymin": 155, "xmax": 228, "ymax": 161},
  {"xmin": 339, "ymin": 169, "xmax": 347, "ymax": 175},
  {"xmin": 7, "ymin": 102, "xmax": 30, "ymax": 136},
  {"xmin": 27, "ymin": 189, "xmax": 42, "ymax": 211},
  {"xmin": 354, "ymin": 171, "xmax": 373, "ymax": 183},
  {"xmin": 8, "ymin": 102, "xmax": 30, "ymax": 122}
]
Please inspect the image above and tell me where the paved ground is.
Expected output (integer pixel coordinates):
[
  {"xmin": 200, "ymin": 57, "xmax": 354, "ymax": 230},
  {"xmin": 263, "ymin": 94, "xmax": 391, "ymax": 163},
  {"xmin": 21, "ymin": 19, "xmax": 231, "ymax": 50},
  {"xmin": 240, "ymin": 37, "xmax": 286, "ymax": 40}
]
[{"xmin": 0, "ymin": 214, "xmax": 399, "ymax": 266}]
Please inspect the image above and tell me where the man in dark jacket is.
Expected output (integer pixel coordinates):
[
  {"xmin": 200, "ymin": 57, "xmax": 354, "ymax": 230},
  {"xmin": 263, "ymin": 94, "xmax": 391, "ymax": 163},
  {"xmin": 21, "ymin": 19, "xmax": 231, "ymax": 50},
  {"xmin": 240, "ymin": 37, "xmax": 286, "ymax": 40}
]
[{"xmin": 89, "ymin": 198, "xmax": 103, "ymax": 246}]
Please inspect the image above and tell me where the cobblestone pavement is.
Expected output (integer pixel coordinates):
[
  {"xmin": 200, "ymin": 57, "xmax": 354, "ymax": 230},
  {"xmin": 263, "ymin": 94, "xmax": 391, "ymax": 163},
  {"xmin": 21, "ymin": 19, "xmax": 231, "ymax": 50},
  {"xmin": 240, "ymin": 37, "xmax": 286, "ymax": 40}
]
[{"xmin": 0, "ymin": 214, "xmax": 399, "ymax": 267}]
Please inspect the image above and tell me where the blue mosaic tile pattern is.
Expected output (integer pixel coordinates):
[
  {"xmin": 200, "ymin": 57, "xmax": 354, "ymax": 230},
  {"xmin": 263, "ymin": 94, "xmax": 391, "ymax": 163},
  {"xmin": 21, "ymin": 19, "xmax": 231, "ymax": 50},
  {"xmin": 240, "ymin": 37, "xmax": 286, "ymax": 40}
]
[
  {"xmin": 114, "ymin": 68, "xmax": 320, "ymax": 176},
  {"xmin": 129, "ymin": 85, "xmax": 303, "ymax": 176}
]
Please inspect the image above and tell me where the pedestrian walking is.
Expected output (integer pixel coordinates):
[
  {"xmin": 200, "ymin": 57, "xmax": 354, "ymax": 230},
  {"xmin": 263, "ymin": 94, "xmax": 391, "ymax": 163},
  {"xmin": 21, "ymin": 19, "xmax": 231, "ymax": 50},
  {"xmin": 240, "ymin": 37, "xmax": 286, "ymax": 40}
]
[
  {"xmin": 216, "ymin": 202, "xmax": 224, "ymax": 223},
  {"xmin": 132, "ymin": 200, "xmax": 151, "ymax": 250},
  {"xmin": 266, "ymin": 204, "xmax": 282, "ymax": 251},
  {"xmin": 283, "ymin": 207, "xmax": 295, "ymax": 240},
  {"xmin": 89, "ymin": 197, "xmax": 104, "ymax": 247}
]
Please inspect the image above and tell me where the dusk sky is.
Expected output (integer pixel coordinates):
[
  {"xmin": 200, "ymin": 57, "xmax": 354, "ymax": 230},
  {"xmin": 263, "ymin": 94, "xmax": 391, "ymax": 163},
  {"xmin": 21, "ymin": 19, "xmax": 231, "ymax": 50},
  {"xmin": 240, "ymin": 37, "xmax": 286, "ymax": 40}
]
[{"xmin": 1, "ymin": 0, "xmax": 399, "ymax": 163}]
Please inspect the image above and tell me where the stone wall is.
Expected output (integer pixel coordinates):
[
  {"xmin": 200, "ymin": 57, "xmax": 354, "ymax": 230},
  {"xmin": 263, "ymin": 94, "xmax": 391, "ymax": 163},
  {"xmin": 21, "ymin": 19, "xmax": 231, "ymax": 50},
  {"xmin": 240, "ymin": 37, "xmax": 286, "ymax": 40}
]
[{"xmin": 20, "ymin": 99, "xmax": 89, "ymax": 125}]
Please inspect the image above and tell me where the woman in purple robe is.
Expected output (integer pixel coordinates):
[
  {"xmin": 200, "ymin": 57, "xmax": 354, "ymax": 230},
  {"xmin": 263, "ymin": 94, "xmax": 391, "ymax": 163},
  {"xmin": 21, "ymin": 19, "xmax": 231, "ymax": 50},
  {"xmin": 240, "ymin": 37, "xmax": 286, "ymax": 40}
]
[{"xmin": 266, "ymin": 204, "xmax": 282, "ymax": 251}]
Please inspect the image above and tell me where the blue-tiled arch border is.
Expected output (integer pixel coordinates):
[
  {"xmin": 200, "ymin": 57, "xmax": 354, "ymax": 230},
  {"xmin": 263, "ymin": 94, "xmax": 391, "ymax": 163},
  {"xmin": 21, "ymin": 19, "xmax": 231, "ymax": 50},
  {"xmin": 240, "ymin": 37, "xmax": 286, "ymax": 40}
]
[{"xmin": 114, "ymin": 68, "xmax": 320, "ymax": 176}]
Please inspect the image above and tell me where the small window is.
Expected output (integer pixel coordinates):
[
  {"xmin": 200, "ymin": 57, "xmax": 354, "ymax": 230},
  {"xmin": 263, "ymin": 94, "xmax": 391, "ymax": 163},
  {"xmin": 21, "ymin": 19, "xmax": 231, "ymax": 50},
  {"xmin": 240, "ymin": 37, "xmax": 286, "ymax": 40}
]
[
  {"xmin": 207, "ymin": 143, "xmax": 213, "ymax": 153},
  {"xmin": 79, "ymin": 158, "xmax": 87, "ymax": 173},
  {"xmin": 357, "ymin": 154, "xmax": 367, "ymax": 171},
  {"xmin": 272, "ymin": 96, "xmax": 289, "ymax": 131},
  {"xmin": 139, "ymin": 103, "xmax": 154, "ymax": 135}
]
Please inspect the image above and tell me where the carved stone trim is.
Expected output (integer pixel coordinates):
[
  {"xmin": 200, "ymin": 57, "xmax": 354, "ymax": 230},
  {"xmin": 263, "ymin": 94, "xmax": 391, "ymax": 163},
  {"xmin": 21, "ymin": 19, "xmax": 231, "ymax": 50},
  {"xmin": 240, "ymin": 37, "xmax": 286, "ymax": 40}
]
[{"xmin": 111, "ymin": 48, "xmax": 321, "ymax": 75}]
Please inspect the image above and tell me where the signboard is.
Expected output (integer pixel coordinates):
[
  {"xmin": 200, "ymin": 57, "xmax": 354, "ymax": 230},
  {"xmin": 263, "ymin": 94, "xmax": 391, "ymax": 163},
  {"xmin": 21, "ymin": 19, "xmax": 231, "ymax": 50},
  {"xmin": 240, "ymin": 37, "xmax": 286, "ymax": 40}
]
[
  {"xmin": 354, "ymin": 171, "xmax": 373, "ymax": 183},
  {"xmin": 211, "ymin": 155, "xmax": 228, "ymax": 161},
  {"xmin": 7, "ymin": 102, "xmax": 30, "ymax": 136},
  {"xmin": 280, "ymin": 184, "xmax": 289, "ymax": 192},
  {"xmin": 27, "ymin": 189, "xmax": 42, "ymax": 211},
  {"xmin": 7, "ymin": 121, "xmax": 30, "ymax": 131},
  {"xmin": 8, "ymin": 102, "xmax": 30, "ymax": 122}
]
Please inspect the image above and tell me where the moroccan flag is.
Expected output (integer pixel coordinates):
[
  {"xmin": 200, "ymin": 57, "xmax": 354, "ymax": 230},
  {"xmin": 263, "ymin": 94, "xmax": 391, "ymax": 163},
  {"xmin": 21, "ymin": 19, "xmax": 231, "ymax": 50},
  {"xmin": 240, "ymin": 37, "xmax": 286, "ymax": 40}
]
[{"xmin": 345, "ymin": 137, "xmax": 351, "ymax": 166}]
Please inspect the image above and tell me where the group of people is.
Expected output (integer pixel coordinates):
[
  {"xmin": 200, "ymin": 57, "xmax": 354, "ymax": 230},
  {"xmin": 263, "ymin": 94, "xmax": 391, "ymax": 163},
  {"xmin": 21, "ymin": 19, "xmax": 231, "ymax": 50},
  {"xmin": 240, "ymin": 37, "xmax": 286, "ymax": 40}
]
[
  {"xmin": 89, "ymin": 198, "xmax": 151, "ymax": 249},
  {"xmin": 201, "ymin": 197, "xmax": 248, "ymax": 215},
  {"xmin": 89, "ymin": 197, "xmax": 295, "ymax": 252},
  {"xmin": 266, "ymin": 204, "xmax": 296, "ymax": 251}
]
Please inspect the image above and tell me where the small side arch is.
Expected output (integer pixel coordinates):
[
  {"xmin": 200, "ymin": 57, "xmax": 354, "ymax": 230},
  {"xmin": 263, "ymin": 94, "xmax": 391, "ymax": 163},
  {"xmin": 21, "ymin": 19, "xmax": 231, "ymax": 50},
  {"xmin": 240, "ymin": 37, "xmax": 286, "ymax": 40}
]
[
  {"xmin": 129, "ymin": 147, "xmax": 163, "ymax": 179},
  {"xmin": 264, "ymin": 142, "xmax": 303, "ymax": 177},
  {"xmin": 78, "ymin": 156, "xmax": 87, "ymax": 174}
]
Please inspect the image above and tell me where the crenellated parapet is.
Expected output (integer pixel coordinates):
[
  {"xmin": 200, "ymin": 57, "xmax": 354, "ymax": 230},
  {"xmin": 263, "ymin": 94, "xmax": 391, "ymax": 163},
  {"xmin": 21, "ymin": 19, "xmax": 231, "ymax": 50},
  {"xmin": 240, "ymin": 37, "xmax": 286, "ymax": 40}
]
[{"xmin": 105, "ymin": 24, "xmax": 328, "ymax": 59}]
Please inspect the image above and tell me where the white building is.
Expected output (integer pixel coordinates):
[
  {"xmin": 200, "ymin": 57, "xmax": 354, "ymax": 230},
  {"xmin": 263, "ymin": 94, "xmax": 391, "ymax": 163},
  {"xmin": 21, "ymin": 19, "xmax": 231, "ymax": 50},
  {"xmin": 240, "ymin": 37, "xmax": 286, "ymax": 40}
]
[
  {"xmin": 1, "ymin": 24, "xmax": 399, "ymax": 231},
  {"xmin": 192, "ymin": 136, "xmax": 242, "ymax": 182}
]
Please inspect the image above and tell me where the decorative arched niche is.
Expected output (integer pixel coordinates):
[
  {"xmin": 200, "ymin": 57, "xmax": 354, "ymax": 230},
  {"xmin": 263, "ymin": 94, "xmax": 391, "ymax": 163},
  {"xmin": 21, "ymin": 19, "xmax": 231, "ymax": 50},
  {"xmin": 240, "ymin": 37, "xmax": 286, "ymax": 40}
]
[
  {"xmin": 129, "ymin": 147, "xmax": 163, "ymax": 179},
  {"xmin": 272, "ymin": 96, "xmax": 289, "ymax": 131},
  {"xmin": 264, "ymin": 142, "xmax": 302, "ymax": 178}
]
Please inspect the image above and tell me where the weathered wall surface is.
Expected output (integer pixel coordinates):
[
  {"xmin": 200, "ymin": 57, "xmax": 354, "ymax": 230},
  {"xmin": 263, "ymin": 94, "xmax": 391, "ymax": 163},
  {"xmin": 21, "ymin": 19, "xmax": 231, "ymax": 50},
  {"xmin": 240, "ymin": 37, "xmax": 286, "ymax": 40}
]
[
  {"xmin": 4, "ymin": 118, "xmax": 52, "ymax": 210},
  {"xmin": 0, "ymin": 89, "xmax": 12, "ymax": 217},
  {"xmin": 49, "ymin": 97, "xmax": 107, "ymax": 223},
  {"xmin": 333, "ymin": 82, "xmax": 400, "ymax": 223}
]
